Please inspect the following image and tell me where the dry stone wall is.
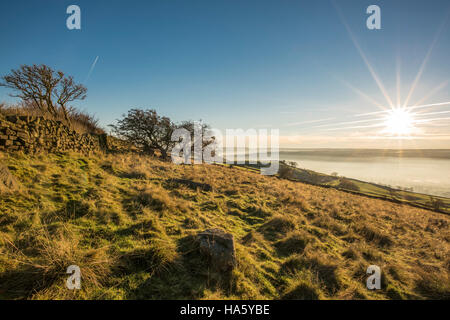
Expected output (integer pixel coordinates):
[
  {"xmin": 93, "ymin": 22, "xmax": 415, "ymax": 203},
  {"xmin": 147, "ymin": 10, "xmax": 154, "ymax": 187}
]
[{"xmin": 0, "ymin": 115, "xmax": 129, "ymax": 154}]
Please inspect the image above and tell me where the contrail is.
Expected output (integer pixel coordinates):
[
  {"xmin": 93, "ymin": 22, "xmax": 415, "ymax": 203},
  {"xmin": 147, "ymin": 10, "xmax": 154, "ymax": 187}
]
[{"xmin": 84, "ymin": 56, "xmax": 99, "ymax": 83}]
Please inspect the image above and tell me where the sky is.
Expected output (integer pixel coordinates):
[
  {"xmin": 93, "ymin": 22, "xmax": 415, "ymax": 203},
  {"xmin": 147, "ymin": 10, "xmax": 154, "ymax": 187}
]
[{"xmin": 0, "ymin": 0, "xmax": 449, "ymax": 148}]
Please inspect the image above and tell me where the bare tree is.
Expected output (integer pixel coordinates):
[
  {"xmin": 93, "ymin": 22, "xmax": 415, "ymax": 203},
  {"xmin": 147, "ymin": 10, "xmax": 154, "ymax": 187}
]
[
  {"xmin": 110, "ymin": 109, "xmax": 176, "ymax": 159},
  {"xmin": 0, "ymin": 64, "xmax": 87, "ymax": 123}
]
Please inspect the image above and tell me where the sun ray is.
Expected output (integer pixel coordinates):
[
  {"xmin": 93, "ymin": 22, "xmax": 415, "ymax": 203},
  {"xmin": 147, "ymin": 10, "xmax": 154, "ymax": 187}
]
[
  {"xmin": 314, "ymin": 108, "xmax": 450, "ymax": 135},
  {"xmin": 396, "ymin": 54, "xmax": 402, "ymax": 107},
  {"xmin": 402, "ymin": 11, "xmax": 450, "ymax": 107},
  {"xmin": 414, "ymin": 116, "xmax": 450, "ymax": 124},
  {"xmin": 354, "ymin": 101, "xmax": 450, "ymax": 117},
  {"xmin": 321, "ymin": 123, "xmax": 385, "ymax": 132},
  {"xmin": 332, "ymin": 1, "xmax": 394, "ymax": 108},
  {"xmin": 308, "ymin": 4, "xmax": 450, "ymax": 144},
  {"xmin": 414, "ymin": 110, "xmax": 450, "ymax": 117},
  {"xmin": 412, "ymin": 80, "xmax": 449, "ymax": 107},
  {"xmin": 313, "ymin": 117, "xmax": 384, "ymax": 128},
  {"xmin": 337, "ymin": 78, "xmax": 383, "ymax": 107},
  {"xmin": 284, "ymin": 117, "xmax": 335, "ymax": 127}
]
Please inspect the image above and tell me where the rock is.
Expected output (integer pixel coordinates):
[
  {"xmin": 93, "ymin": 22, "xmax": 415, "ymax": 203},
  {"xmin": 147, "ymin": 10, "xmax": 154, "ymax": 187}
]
[
  {"xmin": 0, "ymin": 115, "xmax": 129, "ymax": 154},
  {"xmin": 197, "ymin": 228, "xmax": 236, "ymax": 272},
  {"xmin": 0, "ymin": 164, "xmax": 20, "ymax": 192}
]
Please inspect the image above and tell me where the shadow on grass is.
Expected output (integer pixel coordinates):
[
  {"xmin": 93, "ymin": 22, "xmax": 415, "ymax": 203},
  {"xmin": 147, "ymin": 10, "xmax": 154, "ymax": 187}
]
[{"xmin": 123, "ymin": 234, "xmax": 233, "ymax": 299}]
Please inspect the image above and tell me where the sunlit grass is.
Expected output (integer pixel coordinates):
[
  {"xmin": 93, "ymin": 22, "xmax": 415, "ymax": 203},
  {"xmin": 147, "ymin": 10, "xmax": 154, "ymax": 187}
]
[{"xmin": 0, "ymin": 152, "xmax": 449, "ymax": 299}]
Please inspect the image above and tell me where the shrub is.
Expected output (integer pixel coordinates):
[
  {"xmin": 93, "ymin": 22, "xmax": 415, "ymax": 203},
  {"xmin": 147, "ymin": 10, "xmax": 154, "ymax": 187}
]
[
  {"xmin": 428, "ymin": 196, "xmax": 444, "ymax": 212},
  {"xmin": 337, "ymin": 178, "xmax": 360, "ymax": 192},
  {"xmin": 278, "ymin": 164, "xmax": 295, "ymax": 179},
  {"xmin": 109, "ymin": 108, "xmax": 176, "ymax": 158}
]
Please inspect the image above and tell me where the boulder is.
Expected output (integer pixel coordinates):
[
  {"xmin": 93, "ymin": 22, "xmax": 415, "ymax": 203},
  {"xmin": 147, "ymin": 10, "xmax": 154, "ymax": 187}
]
[{"xmin": 197, "ymin": 228, "xmax": 236, "ymax": 272}]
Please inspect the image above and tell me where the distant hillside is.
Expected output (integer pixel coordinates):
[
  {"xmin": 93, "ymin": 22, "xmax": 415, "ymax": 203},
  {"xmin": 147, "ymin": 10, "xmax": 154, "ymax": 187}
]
[
  {"xmin": 279, "ymin": 148, "xmax": 450, "ymax": 160},
  {"xmin": 272, "ymin": 162, "xmax": 450, "ymax": 215},
  {"xmin": 0, "ymin": 152, "xmax": 449, "ymax": 299}
]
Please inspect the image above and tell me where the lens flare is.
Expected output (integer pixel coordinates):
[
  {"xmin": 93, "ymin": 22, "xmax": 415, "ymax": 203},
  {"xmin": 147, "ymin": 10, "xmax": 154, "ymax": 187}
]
[{"xmin": 382, "ymin": 108, "xmax": 415, "ymax": 136}]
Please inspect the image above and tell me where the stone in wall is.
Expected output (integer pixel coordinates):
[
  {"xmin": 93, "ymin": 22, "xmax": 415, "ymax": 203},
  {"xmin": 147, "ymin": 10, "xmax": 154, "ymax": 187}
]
[{"xmin": 0, "ymin": 115, "xmax": 105, "ymax": 154}]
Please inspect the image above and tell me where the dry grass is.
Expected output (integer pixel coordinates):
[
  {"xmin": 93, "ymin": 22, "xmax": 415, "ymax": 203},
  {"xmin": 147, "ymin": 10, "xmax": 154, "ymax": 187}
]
[
  {"xmin": 0, "ymin": 224, "xmax": 115, "ymax": 299},
  {"xmin": 0, "ymin": 102, "xmax": 104, "ymax": 134},
  {"xmin": 0, "ymin": 151, "xmax": 449, "ymax": 299}
]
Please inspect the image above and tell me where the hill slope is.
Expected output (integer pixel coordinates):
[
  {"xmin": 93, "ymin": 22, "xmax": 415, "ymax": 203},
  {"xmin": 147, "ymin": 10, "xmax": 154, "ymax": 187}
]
[{"xmin": 0, "ymin": 152, "xmax": 449, "ymax": 299}]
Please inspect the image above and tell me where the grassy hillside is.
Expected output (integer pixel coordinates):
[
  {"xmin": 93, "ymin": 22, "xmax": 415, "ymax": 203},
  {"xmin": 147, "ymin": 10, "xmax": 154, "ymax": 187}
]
[
  {"xmin": 272, "ymin": 163, "xmax": 450, "ymax": 214},
  {"xmin": 0, "ymin": 151, "xmax": 449, "ymax": 300}
]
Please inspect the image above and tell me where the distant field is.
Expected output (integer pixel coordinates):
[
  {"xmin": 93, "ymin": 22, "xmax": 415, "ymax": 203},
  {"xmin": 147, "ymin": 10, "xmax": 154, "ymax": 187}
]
[
  {"xmin": 324, "ymin": 175, "xmax": 450, "ymax": 215},
  {"xmin": 233, "ymin": 162, "xmax": 450, "ymax": 215}
]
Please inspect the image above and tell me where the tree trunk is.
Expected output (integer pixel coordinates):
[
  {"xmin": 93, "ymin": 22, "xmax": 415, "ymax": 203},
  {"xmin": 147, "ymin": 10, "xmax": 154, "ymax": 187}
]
[{"xmin": 61, "ymin": 105, "xmax": 71, "ymax": 125}]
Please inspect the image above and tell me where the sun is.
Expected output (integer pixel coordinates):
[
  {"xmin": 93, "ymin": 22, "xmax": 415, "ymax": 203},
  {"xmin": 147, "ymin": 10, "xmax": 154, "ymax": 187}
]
[{"xmin": 382, "ymin": 108, "xmax": 415, "ymax": 136}]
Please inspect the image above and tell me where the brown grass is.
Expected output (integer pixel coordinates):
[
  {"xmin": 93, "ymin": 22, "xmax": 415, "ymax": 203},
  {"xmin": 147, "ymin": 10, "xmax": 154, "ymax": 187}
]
[
  {"xmin": 0, "ymin": 101, "xmax": 104, "ymax": 134},
  {"xmin": 0, "ymin": 151, "xmax": 449, "ymax": 299},
  {"xmin": 0, "ymin": 225, "xmax": 115, "ymax": 299}
]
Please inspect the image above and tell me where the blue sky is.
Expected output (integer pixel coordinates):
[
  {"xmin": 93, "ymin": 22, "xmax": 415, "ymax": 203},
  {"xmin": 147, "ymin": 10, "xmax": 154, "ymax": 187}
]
[{"xmin": 1, "ymin": 0, "xmax": 449, "ymax": 148}]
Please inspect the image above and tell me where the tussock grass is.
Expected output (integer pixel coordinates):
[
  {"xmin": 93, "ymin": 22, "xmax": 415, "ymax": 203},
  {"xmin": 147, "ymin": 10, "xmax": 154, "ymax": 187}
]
[
  {"xmin": 353, "ymin": 224, "xmax": 394, "ymax": 248},
  {"xmin": 259, "ymin": 215, "xmax": 297, "ymax": 240},
  {"xmin": 274, "ymin": 231, "xmax": 312, "ymax": 256},
  {"xmin": 121, "ymin": 236, "xmax": 180, "ymax": 276},
  {"xmin": 282, "ymin": 271, "xmax": 324, "ymax": 300},
  {"xmin": 0, "ymin": 225, "xmax": 115, "ymax": 299},
  {"xmin": 415, "ymin": 267, "xmax": 450, "ymax": 299},
  {"xmin": 0, "ymin": 152, "xmax": 449, "ymax": 299}
]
